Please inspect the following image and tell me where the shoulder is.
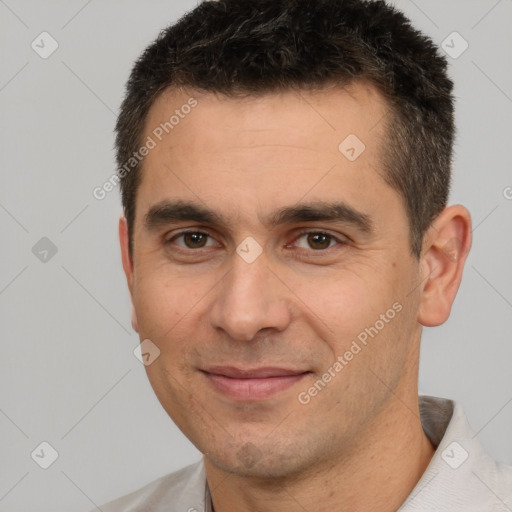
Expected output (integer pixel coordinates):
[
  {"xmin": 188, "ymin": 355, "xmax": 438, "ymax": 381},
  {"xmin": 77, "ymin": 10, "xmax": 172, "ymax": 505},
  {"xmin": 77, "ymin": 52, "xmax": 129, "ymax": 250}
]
[
  {"xmin": 482, "ymin": 458, "xmax": 512, "ymax": 506},
  {"xmin": 402, "ymin": 396, "xmax": 512, "ymax": 511},
  {"xmin": 95, "ymin": 460, "xmax": 207, "ymax": 512}
]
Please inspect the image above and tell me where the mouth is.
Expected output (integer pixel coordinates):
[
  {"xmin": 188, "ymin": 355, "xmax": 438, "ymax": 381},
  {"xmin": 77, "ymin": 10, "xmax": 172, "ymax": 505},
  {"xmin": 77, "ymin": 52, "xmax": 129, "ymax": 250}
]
[{"xmin": 200, "ymin": 366, "xmax": 310, "ymax": 401}]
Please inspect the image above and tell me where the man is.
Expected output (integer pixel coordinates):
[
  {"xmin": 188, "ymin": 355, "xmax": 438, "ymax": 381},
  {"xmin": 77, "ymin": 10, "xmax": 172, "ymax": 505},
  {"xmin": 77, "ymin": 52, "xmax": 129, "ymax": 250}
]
[{"xmin": 100, "ymin": 0, "xmax": 512, "ymax": 510}]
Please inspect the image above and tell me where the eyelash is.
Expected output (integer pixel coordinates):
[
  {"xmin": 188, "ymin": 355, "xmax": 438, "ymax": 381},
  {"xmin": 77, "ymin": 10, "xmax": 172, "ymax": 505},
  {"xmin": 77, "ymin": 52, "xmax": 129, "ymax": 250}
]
[{"xmin": 165, "ymin": 229, "xmax": 346, "ymax": 253}]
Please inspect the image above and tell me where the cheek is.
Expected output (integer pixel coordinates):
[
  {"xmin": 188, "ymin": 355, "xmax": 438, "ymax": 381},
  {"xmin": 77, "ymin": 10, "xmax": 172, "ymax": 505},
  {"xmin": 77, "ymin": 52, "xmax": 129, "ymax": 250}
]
[
  {"xmin": 295, "ymin": 268, "xmax": 395, "ymax": 349},
  {"xmin": 132, "ymin": 270, "xmax": 203, "ymax": 343},
  {"xmin": 134, "ymin": 275, "xmax": 201, "ymax": 408}
]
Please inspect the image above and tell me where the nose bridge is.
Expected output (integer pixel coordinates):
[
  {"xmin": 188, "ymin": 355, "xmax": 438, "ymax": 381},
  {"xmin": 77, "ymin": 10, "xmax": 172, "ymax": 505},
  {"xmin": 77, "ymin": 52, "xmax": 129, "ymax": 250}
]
[
  {"xmin": 209, "ymin": 247, "xmax": 291, "ymax": 341},
  {"xmin": 228, "ymin": 253, "xmax": 265, "ymax": 300}
]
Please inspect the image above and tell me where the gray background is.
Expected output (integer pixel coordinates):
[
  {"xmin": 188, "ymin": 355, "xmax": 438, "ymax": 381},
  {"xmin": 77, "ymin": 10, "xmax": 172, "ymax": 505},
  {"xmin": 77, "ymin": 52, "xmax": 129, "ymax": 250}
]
[{"xmin": 0, "ymin": 0, "xmax": 511, "ymax": 510}]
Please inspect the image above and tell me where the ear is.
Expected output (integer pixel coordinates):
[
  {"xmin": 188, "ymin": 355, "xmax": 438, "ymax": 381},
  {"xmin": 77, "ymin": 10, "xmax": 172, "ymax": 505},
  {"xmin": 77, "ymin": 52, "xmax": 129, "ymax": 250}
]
[
  {"xmin": 417, "ymin": 205, "xmax": 472, "ymax": 327},
  {"xmin": 119, "ymin": 215, "xmax": 139, "ymax": 333}
]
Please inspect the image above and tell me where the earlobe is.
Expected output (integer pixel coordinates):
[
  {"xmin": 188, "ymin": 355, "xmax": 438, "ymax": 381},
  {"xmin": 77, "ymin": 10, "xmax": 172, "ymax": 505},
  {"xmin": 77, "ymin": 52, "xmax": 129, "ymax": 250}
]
[
  {"xmin": 417, "ymin": 205, "xmax": 472, "ymax": 327},
  {"xmin": 131, "ymin": 304, "xmax": 139, "ymax": 333},
  {"xmin": 119, "ymin": 215, "xmax": 139, "ymax": 333}
]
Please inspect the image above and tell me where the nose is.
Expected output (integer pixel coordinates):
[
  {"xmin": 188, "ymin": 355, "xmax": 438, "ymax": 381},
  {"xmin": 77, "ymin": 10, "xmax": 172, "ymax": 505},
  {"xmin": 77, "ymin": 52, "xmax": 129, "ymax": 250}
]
[{"xmin": 209, "ymin": 246, "xmax": 292, "ymax": 342}]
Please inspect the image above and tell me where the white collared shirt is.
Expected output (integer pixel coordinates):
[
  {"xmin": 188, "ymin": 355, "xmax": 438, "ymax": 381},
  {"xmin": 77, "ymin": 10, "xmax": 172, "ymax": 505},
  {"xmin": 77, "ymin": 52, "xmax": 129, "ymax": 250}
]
[{"xmin": 97, "ymin": 396, "xmax": 512, "ymax": 511}]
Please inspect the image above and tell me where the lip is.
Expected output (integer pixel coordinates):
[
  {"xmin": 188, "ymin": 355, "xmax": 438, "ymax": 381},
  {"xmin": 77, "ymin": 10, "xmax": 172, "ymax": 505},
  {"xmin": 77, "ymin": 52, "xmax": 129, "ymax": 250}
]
[{"xmin": 201, "ymin": 366, "xmax": 310, "ymax": 400}]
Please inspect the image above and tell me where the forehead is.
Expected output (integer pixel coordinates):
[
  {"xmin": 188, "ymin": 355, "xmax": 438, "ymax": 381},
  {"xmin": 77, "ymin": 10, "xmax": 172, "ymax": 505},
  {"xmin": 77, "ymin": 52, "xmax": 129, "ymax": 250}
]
[
  {"xmin": 145, "ymin": 82, "xmax": 388, "ymax": 152},
  {"xmin": 135, "ymin": 83, "xmax": 400, "ymax": 231}
]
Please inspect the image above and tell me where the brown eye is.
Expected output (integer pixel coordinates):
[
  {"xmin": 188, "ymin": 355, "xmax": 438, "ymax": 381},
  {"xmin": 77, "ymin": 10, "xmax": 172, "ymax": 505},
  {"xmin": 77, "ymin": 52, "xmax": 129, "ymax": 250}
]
[
  {"xmin": 182, "ymin": 232, "xmax": 208, "ymax": 248},
  {"xmin": 306, "ymin": 233, "xmax": 332, "ymax": 250},
  {"xmin": 293, "ymin": 231, "xmax": 338, "ymax": 251},
  {"xmin": 169, "ymin": 231, "xmax": 216, "ymax": 249}
]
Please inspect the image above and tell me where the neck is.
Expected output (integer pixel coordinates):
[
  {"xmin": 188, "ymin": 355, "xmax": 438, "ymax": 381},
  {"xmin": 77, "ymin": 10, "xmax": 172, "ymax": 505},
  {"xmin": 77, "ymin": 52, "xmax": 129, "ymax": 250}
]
[{"xmin": 205, "ymin": 383, "xmax": 435, "ymax": 512}]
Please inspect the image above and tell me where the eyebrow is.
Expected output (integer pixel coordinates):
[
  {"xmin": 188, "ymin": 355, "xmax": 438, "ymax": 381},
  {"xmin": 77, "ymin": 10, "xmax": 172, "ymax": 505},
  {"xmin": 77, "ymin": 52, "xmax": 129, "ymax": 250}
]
[{"xmin": 143, "ymin": 199, "xmax": 373, "ymax": 233}]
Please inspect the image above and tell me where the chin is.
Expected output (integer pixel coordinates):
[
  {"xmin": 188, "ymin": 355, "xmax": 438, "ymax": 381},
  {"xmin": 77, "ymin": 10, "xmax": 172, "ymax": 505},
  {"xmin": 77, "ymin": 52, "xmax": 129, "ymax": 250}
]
[{"xmin": 205, "ymin": 439, "xmax": 310, "ymax": 480}]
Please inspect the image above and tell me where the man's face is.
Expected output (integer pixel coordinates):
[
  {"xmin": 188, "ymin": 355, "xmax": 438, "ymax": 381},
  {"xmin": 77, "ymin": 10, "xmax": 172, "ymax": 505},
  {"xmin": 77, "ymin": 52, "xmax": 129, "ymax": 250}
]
[{"xmin": 122, "ymin": 84, "xmax": 424, "ymax": 477}]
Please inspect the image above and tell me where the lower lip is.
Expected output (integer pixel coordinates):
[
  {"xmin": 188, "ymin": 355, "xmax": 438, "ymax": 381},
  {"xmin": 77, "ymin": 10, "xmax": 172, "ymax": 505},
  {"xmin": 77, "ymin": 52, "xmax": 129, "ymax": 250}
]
[{"xmin": 202, "ymin": 372, "xmax": 308, "ymax": 400}]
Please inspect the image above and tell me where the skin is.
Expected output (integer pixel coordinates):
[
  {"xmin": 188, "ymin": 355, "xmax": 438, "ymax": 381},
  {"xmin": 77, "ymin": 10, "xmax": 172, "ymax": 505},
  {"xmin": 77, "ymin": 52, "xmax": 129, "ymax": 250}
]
[{"xmin": 119, "ymin": 83, "xmax": 472, "ymax": 512}]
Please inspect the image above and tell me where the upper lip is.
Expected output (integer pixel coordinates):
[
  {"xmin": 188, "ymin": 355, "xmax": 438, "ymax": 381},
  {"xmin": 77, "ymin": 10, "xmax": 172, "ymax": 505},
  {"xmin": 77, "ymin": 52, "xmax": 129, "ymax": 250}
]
[{"xmin": 202, "ymin": 366, "xmax": 309, "ymax": 379}]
